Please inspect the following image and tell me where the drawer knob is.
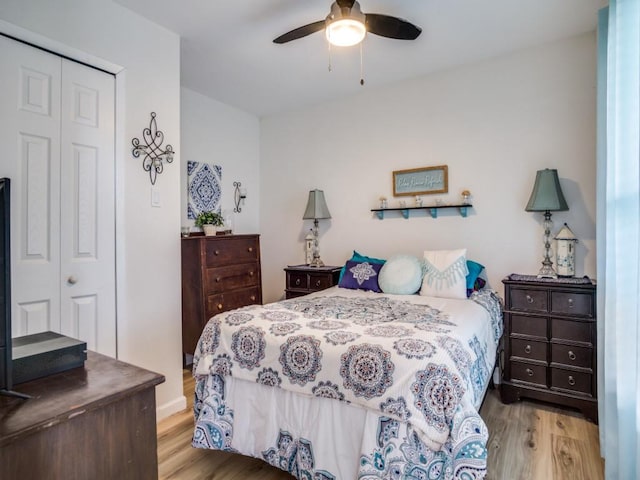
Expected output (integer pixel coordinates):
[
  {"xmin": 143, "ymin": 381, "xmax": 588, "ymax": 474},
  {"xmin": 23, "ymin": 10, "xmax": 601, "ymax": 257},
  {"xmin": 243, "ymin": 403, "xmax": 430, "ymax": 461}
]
[
  {"xmin": 214, "ymin": 250, "xmax": 220, "ymax": 256},
  {"xmin": 568, "ymin": 298, "xmax": 574, "ymax": 308},
  {"xmin": 295, "ymin": 278, "xmax": 301, "ymax": 286},
  {"xmin": 526, "ymin": 294, "xmax": 534, "ymax": 304},
  {"xmin": 248, "ymin": 247, "xmax": 253, "ymax": 252},
  {"xmin": 250, "ymin": 295, "xmax": 256, "ymax": 302},
  {"xmin": 526, "ymin": 368, "xmax": 534, "ymax": 377},
  {"xmin": 568, "ymin": 351, "xmax": 576, "ymax": 361},
  {"xmin": 568, "ymin": 375, "xmax": 576, "ymax": 386},
  {"xmin": 217, "ymin": 303, "xmax": 223, "ymax": 310},
  {"xmin": 249, "ymin": 271, "xmax": 254, "ymax": 277},
  {"xmin": 524, "ymin": 345, "xmax": 532, "ymax": 354},
  {"xmin": 216, "ymin": 277, "xmax": 221, "ymax": 282},
  {"xmin": 315, "ymin": 280, "xmax": 322, "ymax": 287}
]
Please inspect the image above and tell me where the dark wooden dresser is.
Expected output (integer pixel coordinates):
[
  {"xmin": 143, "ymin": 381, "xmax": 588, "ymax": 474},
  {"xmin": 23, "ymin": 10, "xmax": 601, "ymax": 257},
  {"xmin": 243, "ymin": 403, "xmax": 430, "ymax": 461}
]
[
  {"xmin": 284, "ymin": 265, "xmax": 341, "ymax": 299},
  {"xmin": 501, "ymin": 275, "xmax": 597, "ymax": 422},
  {"xmin": 0, "ymin": 351, "xmax": 164, "ymax": 479},
  {"xmin": 182, "ymin": 234, "xmax": 262, "ymax": 362}
]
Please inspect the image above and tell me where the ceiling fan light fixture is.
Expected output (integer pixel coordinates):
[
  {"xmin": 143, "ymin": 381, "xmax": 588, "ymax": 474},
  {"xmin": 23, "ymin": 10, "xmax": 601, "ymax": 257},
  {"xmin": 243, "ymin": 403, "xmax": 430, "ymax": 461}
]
[{"xmin": 326, "ymin": 18, "xmax": 366, "ymax": 47}]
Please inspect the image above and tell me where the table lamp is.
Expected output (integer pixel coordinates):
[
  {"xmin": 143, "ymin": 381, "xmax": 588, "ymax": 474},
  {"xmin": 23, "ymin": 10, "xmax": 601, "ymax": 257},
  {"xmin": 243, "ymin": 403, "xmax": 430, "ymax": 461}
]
[
  {"xmin": 302, "ymin": 190, "xmax": 331, "ymax": 267},
  {"xmin": 525, "ymin": 169, "xmax": 568, "ymax": 278}
]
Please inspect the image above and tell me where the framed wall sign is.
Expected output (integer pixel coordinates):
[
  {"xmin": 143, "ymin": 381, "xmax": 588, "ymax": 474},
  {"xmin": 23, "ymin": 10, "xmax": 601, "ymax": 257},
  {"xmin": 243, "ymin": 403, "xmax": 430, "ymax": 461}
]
[{"xmin": 393, "ymin": 165, "xmax": 448, "ymax": 196}]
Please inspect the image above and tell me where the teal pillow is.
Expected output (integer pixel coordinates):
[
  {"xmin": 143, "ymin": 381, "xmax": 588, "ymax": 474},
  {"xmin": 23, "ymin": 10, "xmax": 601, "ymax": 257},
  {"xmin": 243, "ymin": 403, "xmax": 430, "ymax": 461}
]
[
  {"xmin": 338, "ymin": 250, "xmax": 386, "ymax": 283},
  {"xmin": 466, "ymin": 260, "xmax": 485, "ymax": 296},
  {"xmin": 378, "ymin": 255, "xmax": 423, "ymax": 295}
]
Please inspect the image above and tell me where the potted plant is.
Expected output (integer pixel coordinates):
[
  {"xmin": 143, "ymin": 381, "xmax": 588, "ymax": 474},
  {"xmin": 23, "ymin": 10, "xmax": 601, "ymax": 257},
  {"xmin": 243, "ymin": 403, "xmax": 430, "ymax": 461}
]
[{"xmin": 195, "ymin": 211, "xmax": 224, "ymax": 236}]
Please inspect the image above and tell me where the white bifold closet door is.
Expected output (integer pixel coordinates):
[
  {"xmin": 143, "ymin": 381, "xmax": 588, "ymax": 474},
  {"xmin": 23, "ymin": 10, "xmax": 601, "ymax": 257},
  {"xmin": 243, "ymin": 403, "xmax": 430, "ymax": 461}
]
[{"xmin": 0, "ymin": 36, "xmax": 116, "ymax": 357}]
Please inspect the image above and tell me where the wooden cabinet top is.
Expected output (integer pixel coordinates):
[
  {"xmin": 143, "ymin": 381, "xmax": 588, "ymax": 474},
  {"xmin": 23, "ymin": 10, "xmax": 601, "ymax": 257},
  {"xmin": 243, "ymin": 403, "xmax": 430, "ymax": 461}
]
[
  {"xmin": 502, "ymin": 274, "xmax": 596, "ymax": 290},
  {"xmin": 284, "ymin": 265, "xmax": 342, "ymax": 273},
  {"xmin": 181, "ymin": 233, "xmax": 260, "ymax": 241},
  {"xmin": 0, "ymin": 352, "xmax": 164, "ymax": 446}
]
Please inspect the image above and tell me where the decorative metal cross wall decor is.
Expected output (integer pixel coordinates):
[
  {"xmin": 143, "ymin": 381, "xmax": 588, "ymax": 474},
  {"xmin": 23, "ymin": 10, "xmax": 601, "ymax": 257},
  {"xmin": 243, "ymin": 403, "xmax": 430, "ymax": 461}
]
[{"xmin": 132, "ymin": 112, "xmax": 176, "ymax": 185}]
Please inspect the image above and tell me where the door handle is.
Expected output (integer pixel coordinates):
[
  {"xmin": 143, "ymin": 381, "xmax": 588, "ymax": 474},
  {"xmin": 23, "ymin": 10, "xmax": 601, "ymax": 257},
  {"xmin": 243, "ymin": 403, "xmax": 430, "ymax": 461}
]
[{"xmin": 67, "ymin": 275, "xmax": 78, "ymax": 285}]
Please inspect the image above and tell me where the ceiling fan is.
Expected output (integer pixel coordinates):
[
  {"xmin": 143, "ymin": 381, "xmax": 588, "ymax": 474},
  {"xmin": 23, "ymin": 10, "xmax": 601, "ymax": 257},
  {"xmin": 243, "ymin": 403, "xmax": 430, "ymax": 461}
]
[{"xmin": 273, "ymin": 0, "xmax": 422, "ymax": 47}]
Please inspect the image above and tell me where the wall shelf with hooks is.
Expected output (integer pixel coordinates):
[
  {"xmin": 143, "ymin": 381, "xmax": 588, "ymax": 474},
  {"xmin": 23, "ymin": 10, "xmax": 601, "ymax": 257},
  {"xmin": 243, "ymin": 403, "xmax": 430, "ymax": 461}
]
[{"xmin": 371, "ymin": 204, "xmax": 472, "ymax": 219}]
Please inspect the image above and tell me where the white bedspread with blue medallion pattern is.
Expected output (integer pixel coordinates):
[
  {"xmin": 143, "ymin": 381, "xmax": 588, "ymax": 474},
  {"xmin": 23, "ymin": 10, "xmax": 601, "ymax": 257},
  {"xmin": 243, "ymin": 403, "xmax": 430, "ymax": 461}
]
[{"xmin": 193, "ymin": 286, "xmax": 503, "ymax": 479}]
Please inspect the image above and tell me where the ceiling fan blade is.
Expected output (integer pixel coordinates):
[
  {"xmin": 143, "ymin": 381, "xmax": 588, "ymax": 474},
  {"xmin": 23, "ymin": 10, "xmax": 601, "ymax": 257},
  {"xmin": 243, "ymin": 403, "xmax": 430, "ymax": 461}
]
[
  {"xmin": 273, "ymin": 20, "xmax": 326, "ymax": 44},
  {"xmin": 365, "ymin": 14, "xmax": 422, "ymax": 40}
]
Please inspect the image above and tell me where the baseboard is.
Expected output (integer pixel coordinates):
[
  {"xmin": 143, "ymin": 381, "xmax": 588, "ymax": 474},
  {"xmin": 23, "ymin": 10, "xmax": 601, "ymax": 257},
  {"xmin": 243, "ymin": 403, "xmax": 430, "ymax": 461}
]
[{"xmin": 156, "ymin": 394, "xmax": 187, "ymax": 421}]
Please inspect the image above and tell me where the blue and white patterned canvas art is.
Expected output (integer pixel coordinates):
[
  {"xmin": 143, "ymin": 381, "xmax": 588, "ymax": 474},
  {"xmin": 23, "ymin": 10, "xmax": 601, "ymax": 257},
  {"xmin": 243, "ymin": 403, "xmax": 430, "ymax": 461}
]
[{"xmin": 187, "ymin": 161, "xmax": 222, "ymax": 219}]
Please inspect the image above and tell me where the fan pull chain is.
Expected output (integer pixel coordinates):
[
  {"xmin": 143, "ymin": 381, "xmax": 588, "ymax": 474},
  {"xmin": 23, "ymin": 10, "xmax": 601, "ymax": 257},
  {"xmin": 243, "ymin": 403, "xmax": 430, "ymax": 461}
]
[
  {"xmin": 360, "ymin": 42, "xmax": 365, "ymax": 86},
  {"xmin": 327, "ymin": 39, "xmax": 332, "ymax": 72}
]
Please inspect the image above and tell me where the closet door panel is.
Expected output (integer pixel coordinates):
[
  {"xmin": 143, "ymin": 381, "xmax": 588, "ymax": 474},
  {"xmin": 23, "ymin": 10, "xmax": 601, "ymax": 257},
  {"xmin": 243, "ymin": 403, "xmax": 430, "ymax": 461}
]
[
  {"xmin": 60, "ymin": 59, "xmax": 116, "ymax": 356},
  {"xmin": 0, "ymin": 36, "xmax": 62, "ymax": 336}
]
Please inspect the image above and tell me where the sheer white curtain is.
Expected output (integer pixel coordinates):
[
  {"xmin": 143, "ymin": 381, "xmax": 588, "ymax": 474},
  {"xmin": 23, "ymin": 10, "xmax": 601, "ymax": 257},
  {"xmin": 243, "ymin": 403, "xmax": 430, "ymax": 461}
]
[{"xmin": 596, "ymin": 1, "xmax": 640, "ymax": 478}]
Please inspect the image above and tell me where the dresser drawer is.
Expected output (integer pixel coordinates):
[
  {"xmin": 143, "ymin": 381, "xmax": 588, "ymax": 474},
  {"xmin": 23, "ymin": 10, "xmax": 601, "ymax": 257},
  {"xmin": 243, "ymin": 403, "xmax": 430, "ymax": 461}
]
[
  {"xmin": 551, "ymin": 368, "xmax": 592, "ymax": 396},
  {"xmin": 551, "ymin": 344, "xmax": 592, "ymax": 369},
  {"xmin": 551, "ymin": 291, "xmax": 593, "ymax": 318},
  {"xmin": 551, "ymin": 319, "xmax": 592, "ymax": 344},
  {"xmin": 510, "ymin": 314, "xmax": 547, "ymax": 339},
  {"xmin": 510, "ymin": 338, "xmax": 547, "ymax": 363},
  {"xmin": 205, "ymin": 263, "xmax": 259, "ymax": 294},
  {"xmin": 510, "ymin": 288, "xmax": 548, "ymax": 313},
  {"xmin": 204, "ymin": 237, "xmax": 259, "ymax": 267},
  {"xmin": 510, "ymin": 362, "xmax": 547, "ymax": 387},
  {"xmin": 206, "ymin": 287, "xmax": 261, "ymax": 318}
]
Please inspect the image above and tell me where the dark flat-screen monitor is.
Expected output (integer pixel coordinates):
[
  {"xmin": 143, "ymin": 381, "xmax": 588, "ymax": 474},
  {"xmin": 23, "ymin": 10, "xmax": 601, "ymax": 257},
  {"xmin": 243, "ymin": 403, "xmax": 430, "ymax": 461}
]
[{"xmin": 0, "ymin": 177, "xmax": 12, "ymax": 392}]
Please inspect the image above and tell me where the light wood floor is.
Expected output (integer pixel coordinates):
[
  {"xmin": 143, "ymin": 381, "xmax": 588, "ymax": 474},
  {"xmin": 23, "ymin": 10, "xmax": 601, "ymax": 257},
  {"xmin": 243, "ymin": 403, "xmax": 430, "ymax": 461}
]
[{"xmin": 157, "ymin": 371, "xmax": 604, "ymax": 480}]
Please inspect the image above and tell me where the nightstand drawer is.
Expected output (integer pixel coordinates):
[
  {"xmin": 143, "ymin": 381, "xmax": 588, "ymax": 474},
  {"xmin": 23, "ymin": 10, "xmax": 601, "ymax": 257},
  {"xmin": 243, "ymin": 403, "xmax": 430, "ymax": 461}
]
[
  {"xmin": 205, "ymin": 263, "xmax": 259, "ymax": 294},
  {"xmin": 551, "ymin": 368, "xmax": 592, "ymax": 396},
  {"xmin": 511, "ymin": 314, "xmax": 547, "ymax": 339},
  {"xmin": 551, "ymin": 344, "xmax": 592, "ymax": 369},
  {"xmin": 551, "ymin": 319, "xmax": 592, "ymax": 344},
  {"xmin": 287, "ymin": 272, "xmax": 309, "ymax": 290},
  {"xmin": 551, "ymin": 291, "xmax": 593, "ymax": 318},
  {"xmin": 308, "ymin": 273, "xmax": 333, "ymax": 291},
  {"xmin": 510, "ymin": 362, "xmax": 547, "ymax": 387},
  {"xmin": 510, "ymin": 338, "xmax": 547, "ymax": 363},
  {"xmin": 510, "ymin": 288, "xmax": 548, "ymax": 313}
]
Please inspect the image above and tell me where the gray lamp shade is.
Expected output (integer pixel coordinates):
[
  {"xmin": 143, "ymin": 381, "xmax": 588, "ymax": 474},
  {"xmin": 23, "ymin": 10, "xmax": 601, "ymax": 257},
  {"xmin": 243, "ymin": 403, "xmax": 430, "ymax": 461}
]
[
  {"xmin": 303, "ymin": 189, "xmax": 332, "ymax": 220},
  {"xmin": 525, "ymin": 169, "xmax": 569, "ymax": 212}
]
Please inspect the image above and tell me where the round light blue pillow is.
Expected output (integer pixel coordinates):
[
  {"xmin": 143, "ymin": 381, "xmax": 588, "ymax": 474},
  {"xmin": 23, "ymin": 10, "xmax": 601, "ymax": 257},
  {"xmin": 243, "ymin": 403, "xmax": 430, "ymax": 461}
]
[{"xmin": 378, "ymin": 255, "xmax": 424, "ymax": 295}]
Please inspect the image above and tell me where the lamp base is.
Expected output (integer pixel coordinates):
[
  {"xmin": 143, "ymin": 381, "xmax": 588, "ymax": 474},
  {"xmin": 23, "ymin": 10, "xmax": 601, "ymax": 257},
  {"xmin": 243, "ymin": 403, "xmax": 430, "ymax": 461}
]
[
  {"xmin": 308, "ymin": 256, "xmax": 325, "ymax": 268},
  {"xmin": 537, "ymin": 210, "xmax": 557, "ymax": 279},
  {"xmin": 537, "ymin": 265, "xmax": 558, "ymax": 279}
]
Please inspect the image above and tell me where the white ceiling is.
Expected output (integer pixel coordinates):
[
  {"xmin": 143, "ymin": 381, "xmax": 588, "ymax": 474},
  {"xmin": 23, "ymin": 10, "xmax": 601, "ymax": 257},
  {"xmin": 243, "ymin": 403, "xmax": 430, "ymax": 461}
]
[{"xmin": 115, "ymin": 0, "xmax": 607, "ymax": 117}]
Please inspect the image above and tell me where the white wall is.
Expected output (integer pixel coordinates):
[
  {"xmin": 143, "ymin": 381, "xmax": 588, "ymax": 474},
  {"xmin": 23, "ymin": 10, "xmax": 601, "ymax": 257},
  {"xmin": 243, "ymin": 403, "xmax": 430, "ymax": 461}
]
[
  {"xmin": 0, "ymin": 0, "xmax": 185, "ymax": 419},
  {"xmin": 260, "ymin": 33, "xmax": 597, "ymax": 303},
  {"xmin": 181, "ymin": 88, "xmax": 260, "ymax": 234}
]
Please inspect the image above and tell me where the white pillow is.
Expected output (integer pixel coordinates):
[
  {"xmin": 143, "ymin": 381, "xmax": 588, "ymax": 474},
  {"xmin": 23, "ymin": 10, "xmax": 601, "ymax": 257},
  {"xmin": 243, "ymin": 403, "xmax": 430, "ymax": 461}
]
[
  {"xmin": 378, "ymin": 255, "xmax": 423, "ymax": 295},
  {"xmin": 420, "ymin": 249, "xmax": 469, "ymax": 299}
]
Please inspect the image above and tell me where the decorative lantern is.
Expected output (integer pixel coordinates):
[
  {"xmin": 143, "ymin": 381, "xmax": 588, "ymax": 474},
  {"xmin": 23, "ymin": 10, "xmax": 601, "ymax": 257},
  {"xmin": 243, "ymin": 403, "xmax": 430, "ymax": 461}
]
[
  {"xmin": 305, "ymin": 230, "xmax": 314, "ymax": 265},
  {"xmin": 555, "ymin": 223, "xmax": 578, "ymax": 277}
]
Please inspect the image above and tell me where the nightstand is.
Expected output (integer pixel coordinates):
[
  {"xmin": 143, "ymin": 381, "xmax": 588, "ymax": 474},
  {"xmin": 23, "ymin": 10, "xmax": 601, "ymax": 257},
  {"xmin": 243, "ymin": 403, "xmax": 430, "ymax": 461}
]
[
  {"xmin": 501, "ymin": 274, "xmax": 597, "ymax": 423},
  {"xmin": 284, "ymin": 265, "xmax": 342, "ymax": 299}
]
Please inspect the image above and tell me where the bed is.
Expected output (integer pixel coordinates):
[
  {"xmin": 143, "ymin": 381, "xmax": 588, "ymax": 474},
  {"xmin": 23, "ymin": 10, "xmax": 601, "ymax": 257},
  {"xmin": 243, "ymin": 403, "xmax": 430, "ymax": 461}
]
[{"xmin": 191, "ymin": 252, "xmax": 503, "ymax": 480}]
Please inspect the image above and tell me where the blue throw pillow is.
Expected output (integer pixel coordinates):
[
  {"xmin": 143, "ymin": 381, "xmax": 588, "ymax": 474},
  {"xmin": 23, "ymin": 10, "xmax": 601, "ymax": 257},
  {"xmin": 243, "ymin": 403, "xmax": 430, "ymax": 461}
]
[
  {"xmin": 338, "ymin": 250, "xmax": 386, "ymax": 283},
  {"xmin": 338, "ymin": 260, "xmax": 383, "ymax": 292},
  {"xmin": 466, "ymin": 260, "xmax": 485, "ymax": 297},
  {"xmin": 378, "ymin": 255, "xmax": 423, "ymax": 295}
]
